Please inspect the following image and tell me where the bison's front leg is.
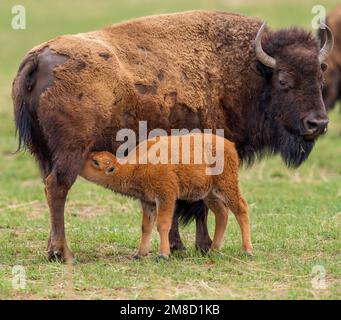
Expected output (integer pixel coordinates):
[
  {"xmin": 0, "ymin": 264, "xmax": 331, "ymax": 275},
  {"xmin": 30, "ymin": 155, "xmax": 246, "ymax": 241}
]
[{"xmin": 169, "ymin": 201, "xmax": 212, "ymax": 252}]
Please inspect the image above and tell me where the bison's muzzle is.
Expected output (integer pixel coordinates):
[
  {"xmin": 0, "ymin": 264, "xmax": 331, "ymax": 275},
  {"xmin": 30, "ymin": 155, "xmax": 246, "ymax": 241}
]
[{"xmin": 302, "ymin": 112, "xmax": 329, "ymax": 140}]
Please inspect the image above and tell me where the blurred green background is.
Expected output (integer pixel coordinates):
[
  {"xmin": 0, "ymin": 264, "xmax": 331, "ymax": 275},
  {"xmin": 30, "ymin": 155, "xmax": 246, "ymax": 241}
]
[{"xmin": 0, "ymin": 0, "xmax": 340, "ymax": 299}]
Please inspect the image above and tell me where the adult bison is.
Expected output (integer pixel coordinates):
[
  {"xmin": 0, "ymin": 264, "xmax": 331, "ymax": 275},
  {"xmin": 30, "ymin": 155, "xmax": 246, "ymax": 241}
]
[
  {"xmin": 12, "ymin": 11, "xmax": 332, "ymax": 262},
  {"xmin": 320, "ymin": 6, "xmax": 341, "ymax": 110}
]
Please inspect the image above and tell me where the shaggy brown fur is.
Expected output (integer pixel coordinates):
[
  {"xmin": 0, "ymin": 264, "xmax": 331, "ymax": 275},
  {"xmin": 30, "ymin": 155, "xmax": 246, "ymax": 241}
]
[
  {"xmin": 321, "ymin": 6, "xmax": 341, "ymax": 110},
  {"xmin": 12, "ymin": 10, "xmax": 329, "ymax": 262},
  {"xmin": 80, "ymin": 134, "xmax": 251, "ymax": 258}
]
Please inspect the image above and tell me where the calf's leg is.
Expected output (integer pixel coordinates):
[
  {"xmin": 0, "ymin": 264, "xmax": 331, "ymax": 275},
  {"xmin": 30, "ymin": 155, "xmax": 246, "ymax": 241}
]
[
  {"xmin": 233, "ymin": 196, "xmax": 252, "ymax": 255},
  {"xmin": 134, "ymin": 202, "xmax": 156, "ymax": 258},
  {"xmin": 223, "ymin": 187, "xmax": 252, "ymax": 255},
  {"xmin": 204, "ymin": 197, "xmax": 229, "ymax": 251},
  {"xmin": 156, "ymin": 199, "xmax": 175, "ymax": 258}
]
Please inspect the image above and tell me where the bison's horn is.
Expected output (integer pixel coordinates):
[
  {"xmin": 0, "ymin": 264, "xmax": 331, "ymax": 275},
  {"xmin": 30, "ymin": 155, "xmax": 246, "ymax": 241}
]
[
  {"xmin": 318, "ymin": 23, "xmax": 334, "ymax": 63},
  {"xmin": 255, "ymin": 22, "xmax": 276, "ymax": 69}
]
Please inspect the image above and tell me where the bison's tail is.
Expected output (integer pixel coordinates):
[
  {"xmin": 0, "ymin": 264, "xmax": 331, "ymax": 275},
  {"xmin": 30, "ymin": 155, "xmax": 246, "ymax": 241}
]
[
  {"xmin": 12, "ymin": 53, "xmax": 39, "ymax": 152},
  {"xmin": 176, "ymin": 200, "xmax": 207, "ymax": 226},
  {"xmin": 12, "ymin": 52, "xmax": 51, "ymax": 175}
]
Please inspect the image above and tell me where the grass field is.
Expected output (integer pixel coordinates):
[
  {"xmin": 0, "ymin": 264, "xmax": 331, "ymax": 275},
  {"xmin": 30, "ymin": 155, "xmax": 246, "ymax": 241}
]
[{"xmin": 0, "ymin": 0, "xmax": 340, "ymax": 299}]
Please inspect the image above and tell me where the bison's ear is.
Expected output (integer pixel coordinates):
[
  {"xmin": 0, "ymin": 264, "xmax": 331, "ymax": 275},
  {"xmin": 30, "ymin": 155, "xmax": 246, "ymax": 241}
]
[
  {"xmin": 321, "ymin": 62, "xmax": 328, "ymax": 72},
  {"xmin": 256, "ymin": 61, "xmax": 273, "ymax": 82}
]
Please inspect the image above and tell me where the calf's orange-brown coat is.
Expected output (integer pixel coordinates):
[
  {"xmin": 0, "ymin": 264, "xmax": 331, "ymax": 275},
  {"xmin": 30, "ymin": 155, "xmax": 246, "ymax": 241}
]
[{"xmin": 81, "ymin": 134, "xmax": 252, "ymax": 258}]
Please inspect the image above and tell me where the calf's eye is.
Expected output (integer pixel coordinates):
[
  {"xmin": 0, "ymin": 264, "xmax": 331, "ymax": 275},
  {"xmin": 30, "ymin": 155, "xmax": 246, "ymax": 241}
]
[{"xmin": 92, "ymin": 159, "xmax": 99, "ymax": 167}]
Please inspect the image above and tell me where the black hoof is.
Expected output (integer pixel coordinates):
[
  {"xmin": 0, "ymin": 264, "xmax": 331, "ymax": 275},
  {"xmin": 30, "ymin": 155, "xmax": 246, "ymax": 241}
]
[
  {"xmin": 196, "ymin": 240, "xmax": 212, "ymax": 254},
  {"xmin": 170, "ymin": 241, "xmax": 186, "ymax": 252},
  {"xmin": 48, "ymin": 250, "xmax": 62, "ymax": 261},
  {"xmin": 47, "ymin": 249, "xmax": 75, "ymax": 264}
]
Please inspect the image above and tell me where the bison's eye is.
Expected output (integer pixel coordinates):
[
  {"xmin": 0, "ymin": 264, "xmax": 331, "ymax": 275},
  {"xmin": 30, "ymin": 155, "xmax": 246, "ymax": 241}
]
[
  {"xmin": 278, "ymin": 79, "xmax": 289, "ymax": 91},
  {"xmin": 92, "ymin": 159, "xmax": 99, "ymax": 167},
  {"xmin": 277, "ymin": 71, "xmax": 294, "ymax": 91}
]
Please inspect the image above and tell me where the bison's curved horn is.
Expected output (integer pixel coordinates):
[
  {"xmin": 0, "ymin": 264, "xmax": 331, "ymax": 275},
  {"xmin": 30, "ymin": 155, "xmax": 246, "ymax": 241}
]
[
  {"xmin": 255, "ymin": 22, "xmax": 276, "ymax": 69},
  {"xmin": 318, "ymin": 23, "xmax": 334, "ymax": 63}
]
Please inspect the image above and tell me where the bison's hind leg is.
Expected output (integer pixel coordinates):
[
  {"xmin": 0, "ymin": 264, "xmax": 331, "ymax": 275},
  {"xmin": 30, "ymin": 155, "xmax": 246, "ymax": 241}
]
[
  {"xmin": 169, "ymin": 207, "xmax": 186, "ymax": 252},
  {"xmin": 45, "ymin": 148, "xmax": 91, "ymax": 263}
]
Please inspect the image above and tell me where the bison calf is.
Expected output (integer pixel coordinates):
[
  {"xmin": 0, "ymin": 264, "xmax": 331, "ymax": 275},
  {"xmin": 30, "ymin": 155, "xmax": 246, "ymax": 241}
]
[{"xmin": 80, "ymin": 133, "xmax": 252, "ymax": 258}]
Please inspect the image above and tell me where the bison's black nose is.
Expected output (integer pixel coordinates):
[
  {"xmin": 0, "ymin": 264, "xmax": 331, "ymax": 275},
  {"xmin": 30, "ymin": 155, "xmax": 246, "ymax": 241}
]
[{"xmin": 303, "ymin": 114, "xmax": 329, "ymax": 136}]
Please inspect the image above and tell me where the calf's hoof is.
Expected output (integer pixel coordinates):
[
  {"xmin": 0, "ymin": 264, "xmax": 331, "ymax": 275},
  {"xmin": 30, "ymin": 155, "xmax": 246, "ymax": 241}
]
[
  {"xmin": 242, "ymin": 251, "xmax": 253, "ymax": 260},
  {"xmin": 132, "ymin": 253, "xmax": 141, "ymax": 260},
  {"xmin": 156, "ymin": 253, "xmax": 169, "ymax": 261},
  {"xmin": 207, "ymin": 248, "xmax": 223, "ymax": 257},
  {"xmin": 132, "ymin": 251, "xmax": 149, "ymax": 259}
]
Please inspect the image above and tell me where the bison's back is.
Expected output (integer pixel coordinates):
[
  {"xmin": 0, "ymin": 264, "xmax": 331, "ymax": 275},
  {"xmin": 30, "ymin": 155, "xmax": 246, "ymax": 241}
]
[
  {"xmin": 35, "ymin": 10, "xmax": 260, "ymax": 117},
  {"xmin": 13, "ymin": 10, "xmax": 260, "ymax": 164}
]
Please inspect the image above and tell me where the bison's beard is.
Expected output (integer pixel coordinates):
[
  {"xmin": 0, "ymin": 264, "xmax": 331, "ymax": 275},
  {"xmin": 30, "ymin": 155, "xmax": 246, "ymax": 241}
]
[
  {"xmin": 236, "ymin": 117, "xmax": 316, "ymax": 168},
  {"xmin": 278, "ymin": 128, "xmax": 315, "ymax": 168}
]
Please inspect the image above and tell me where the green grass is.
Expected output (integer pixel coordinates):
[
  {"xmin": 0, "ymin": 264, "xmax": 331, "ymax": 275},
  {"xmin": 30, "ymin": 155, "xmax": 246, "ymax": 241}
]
[{"xmin": 0, "ymin": 0, "xmax": 340, "ymax": 299}]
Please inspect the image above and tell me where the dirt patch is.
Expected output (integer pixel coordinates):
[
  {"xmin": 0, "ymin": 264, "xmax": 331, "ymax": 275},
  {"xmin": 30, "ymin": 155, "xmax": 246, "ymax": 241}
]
[
  {"xmin": 26, "ymin": 201, "xmax": 47, "ymax": 219},
  {"xmin": 68, "ymin": 202, "xmax": 111, "ymax": 219},
  {"xmin": 0, "ymin": 200, "xmax": 46, "ymax": 219},
  {"xmin": 21, "ymin": 179, "xmax": 41, "ymax": 189}
]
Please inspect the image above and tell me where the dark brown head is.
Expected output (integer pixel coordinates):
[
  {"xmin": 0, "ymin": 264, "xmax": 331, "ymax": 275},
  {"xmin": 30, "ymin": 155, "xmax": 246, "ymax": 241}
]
[{"xmin": 254, "ymin": 23, "xmax": 333, "ymax": 167}]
